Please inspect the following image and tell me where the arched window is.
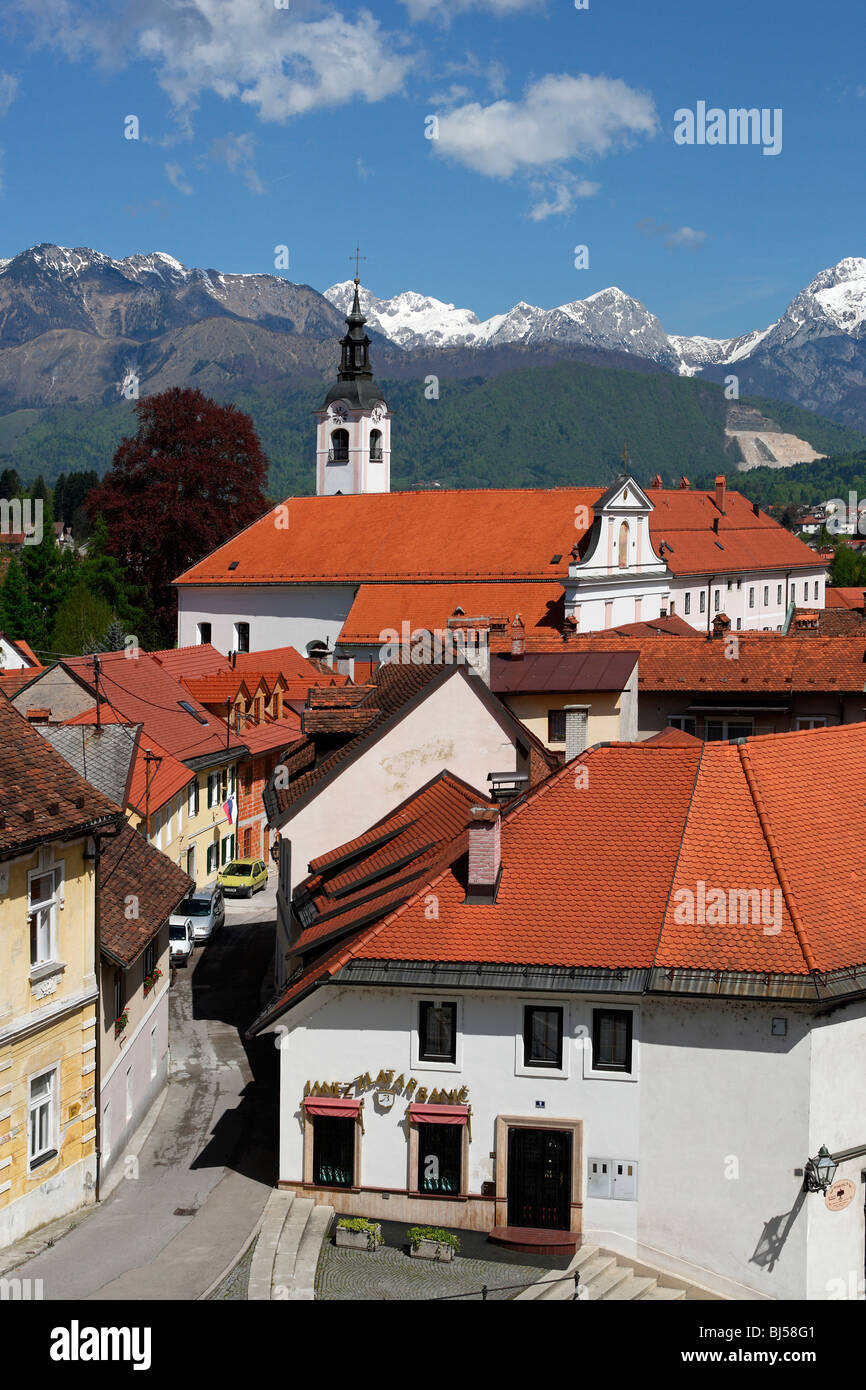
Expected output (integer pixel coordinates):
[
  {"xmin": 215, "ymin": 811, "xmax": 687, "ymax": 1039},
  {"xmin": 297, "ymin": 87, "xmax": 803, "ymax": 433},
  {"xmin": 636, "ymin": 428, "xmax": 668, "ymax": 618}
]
[
  {"xmin": 370, "ymin": 429, "xmax": 383, "ymax": 462},
  {"xmin": 618, "ymin": 522, "xmax": 629, "ymax": 569},
  {"xmin": 329, "ymin": 428, "xmax": 349, "ymax": 463}
]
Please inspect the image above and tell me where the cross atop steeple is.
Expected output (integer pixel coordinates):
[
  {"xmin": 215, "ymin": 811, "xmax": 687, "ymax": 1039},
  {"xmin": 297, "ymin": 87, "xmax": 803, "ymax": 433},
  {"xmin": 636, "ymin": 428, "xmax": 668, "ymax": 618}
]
[{"xmin": 349, "ymin": 243, "xmax": 366, "ymax": 282}]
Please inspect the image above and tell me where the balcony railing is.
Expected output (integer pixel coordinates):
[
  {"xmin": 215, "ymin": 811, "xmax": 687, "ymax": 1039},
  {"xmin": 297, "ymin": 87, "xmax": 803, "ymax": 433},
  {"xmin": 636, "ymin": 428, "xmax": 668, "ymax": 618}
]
[{"xmin": 327, "ymin": 449, "xmax": 349, "ymax": 464}]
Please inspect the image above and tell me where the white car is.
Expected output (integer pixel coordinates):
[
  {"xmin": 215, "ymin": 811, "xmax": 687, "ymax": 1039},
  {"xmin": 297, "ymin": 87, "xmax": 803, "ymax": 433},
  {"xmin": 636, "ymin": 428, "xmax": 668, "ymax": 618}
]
[{"xmin": 169, "ymin": 918, "xmax": 194, "ymax": 967}]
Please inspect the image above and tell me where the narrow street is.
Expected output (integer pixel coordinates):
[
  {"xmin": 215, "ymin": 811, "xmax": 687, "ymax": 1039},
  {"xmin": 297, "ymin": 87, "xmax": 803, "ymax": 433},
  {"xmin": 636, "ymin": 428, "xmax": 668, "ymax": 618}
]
[{"xmin": 7, "ymin": 880, "xmax": 279, "ymax": 1301}]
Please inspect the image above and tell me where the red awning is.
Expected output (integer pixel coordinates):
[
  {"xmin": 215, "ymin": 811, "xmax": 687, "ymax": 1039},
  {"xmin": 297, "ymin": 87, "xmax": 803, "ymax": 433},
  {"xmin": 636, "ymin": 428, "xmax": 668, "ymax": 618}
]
[
  {"xmin": 408, "ymin": 1104, "xmax": 468, "ymax": 1126},
  {"xmin": 303, "ymin": 1096, "xmax": 360, "ymax": 1119}
]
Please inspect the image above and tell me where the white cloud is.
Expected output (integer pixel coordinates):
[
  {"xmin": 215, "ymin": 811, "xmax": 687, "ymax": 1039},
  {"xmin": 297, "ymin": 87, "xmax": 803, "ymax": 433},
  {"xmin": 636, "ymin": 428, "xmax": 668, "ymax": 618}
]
[
  {"xmin": 165, "ymin": 161, "xmax": 192, "ymax": 195},
  {"xmin": 432, "ymin": 73, "xmax": 658, "ymax": 178},
  {"xmin": 208, "ymin": 132, "xmax": 264, "ymax": 194},
  {"xmin": 528, "ymin": 172, "xmax": 599, "ymax": 221},
  {"xmin": 13, "ymin": 1, "xmax": 411, "ymax": 120},
  {"xmin": 0, "ymin": 73, "xmax": 19, "ymax": 118},
  {"xmin": 404, "ymin": 0, "xmax": 540, "ymax": 19},
  {"xmin": 638, "ymin": 217, "xmax": 706, "ymax": 251},
  {"xmin": 665, "ymin": 225, "xmax": 705, "ymax": 250}
]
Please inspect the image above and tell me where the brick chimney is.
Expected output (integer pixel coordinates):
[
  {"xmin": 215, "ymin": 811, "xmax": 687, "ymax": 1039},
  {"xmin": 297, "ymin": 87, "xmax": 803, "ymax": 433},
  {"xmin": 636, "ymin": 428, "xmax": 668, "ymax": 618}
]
[
  {"xmin": 712, "ymin": 612, "xmax": 731, "ymax": 639},
  {"xmin": 650, "ymin": 474, "xmax": 662, "ymax": 489},
  {"xmin": 564, "ymin": 704, "xmax": 590, "ymax": 762},
  {"xmin": 467, "ymin": 805, "xmax": 501, "ymax": 902},
  {"xmin": 679, "ymin": 476, "xmax": 690, "ymax": 490},
  {"xmin": 510, "ymin": 613, "xmax": 525, "ymax": 659},
  {"xmin": 715, "ymin": 475, "xmax": 726, "ymax": 514}
]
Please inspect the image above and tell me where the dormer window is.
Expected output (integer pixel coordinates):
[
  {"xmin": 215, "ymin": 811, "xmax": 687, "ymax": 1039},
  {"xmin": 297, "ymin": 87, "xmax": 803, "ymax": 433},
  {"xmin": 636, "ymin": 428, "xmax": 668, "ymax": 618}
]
[
  {"xmin": 329, "ymin": 428, "xmax": 349, "ymax": 464},
  {"xmin": 370, "ymin": 429, "xmax": 383, "ymax": 462}
]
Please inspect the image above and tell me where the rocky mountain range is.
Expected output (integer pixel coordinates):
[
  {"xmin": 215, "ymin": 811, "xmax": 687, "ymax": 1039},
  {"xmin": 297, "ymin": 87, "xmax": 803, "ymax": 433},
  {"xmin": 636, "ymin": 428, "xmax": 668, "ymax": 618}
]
[
  {"xmin": 1, "ymin": 244, "xmax": 866, "ymax": 434},
  {"xmin": 325, "ymin": 258, "xmax": 866, "ymax": 430}
]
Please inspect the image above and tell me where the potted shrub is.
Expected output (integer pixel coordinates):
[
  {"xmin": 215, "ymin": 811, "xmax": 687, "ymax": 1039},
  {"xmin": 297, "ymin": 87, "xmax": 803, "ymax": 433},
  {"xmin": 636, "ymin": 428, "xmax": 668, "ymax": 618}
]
[
  {"xmin": 114, "ymin": 1010, "xmax": 129, "ymax": 1038},
  {"xmin": 407, "ymin": 1226, "xmax": 461, "ymax": 1262},
  {"xmin": 335, "ymin": 1217, "xmax": 383, "ymax": 1252}
]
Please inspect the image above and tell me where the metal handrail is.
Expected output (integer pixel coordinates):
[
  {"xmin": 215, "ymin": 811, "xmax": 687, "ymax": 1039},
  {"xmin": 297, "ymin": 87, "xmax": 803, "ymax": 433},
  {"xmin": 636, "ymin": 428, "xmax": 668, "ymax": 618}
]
[{"xmin": 432, "ymin": 1269, "xmax": 581, "ymax": 1301}]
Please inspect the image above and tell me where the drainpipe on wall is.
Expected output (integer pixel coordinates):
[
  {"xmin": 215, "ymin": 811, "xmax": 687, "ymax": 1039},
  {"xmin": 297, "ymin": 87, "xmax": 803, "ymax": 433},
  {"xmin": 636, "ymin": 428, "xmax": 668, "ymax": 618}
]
[
  {"xmin": 706, "ymin": 575, "xmax": 715, "ymax": 634},
  {"xmin": 84, "ymin": 819, "xmax": 124, "ymax": 1205}
]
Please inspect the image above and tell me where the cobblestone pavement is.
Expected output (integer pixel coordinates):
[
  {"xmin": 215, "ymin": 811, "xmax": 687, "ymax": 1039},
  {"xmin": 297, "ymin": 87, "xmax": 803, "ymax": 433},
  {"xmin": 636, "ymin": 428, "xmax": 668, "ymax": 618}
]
[
  {"xmin": 207, "ymin": 1236, "xmax": 258, "ymax": 1301},
  {"xmin": 315, "ymin": 1242, "xmax": 545, "ymax": 1301}
]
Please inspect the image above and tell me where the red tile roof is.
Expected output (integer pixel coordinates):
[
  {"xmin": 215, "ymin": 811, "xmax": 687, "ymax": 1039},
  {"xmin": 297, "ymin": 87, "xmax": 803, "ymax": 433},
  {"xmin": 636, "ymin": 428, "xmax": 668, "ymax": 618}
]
[
  {"xmin": 238, "ymin": 718, "xmax": 304, "ymax": 756},
  {"xmin": 292, "ymin": 770, "xmax": 493, "ymax": 956},
  {"xmin": 65, "ymin": 706, "xmax": 193, "ymax": 815},
  {"xmin": 100, "ymin": 822, "xmax": 193, "ymax": 966},
  {"xmin": 338, "ymin": 582, "xmax": 566, "ymax": 644},
  {"xmin": 63, "ymin": 651, "xmax": 245, "ymax": 765},
  {"xmin": 610, "ymin": 615, "xmax": 695, "ymax": 637},
  {"xmin": 180, "ymin": 674, "xmax": 254, "ymax": 704},
  {"xmin": 824, "ymin": 588, "xmax": 866, "ymax": 610},
  {"xmin": 151, "ymin": 643, "xmax": 229, "ymax": 678},
  {"xmin": 255, "ymin": 723, "xmax": 866, "ymax": 1022},
  {"xmin": 176, "ymin": 486, "xmax": 820, "ymax": 589},
  {"xmin": 0, "ymin": 698, "xmax": 124, "ymax": 855},
  {"xmin": 0, "ymin": 669, "xmax": 40, "ymax": 698},
  {"xmin": 492, "ymin": 632, "xmax": 866, "ymax": 694}
]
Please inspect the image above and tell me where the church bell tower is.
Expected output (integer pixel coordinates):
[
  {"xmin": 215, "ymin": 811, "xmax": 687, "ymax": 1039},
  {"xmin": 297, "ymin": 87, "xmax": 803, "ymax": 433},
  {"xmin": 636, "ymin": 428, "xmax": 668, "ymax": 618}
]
[{"xmin": 315, "ymin": 265, "xmax": 391, "ymax": 496}]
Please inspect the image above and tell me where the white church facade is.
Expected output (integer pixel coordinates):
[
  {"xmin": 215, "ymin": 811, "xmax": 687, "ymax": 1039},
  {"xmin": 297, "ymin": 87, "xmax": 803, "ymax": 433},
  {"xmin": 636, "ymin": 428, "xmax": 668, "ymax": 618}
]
[{"xmin": 175, "ymin": 278, "xmax": 826, "ymax": 661}]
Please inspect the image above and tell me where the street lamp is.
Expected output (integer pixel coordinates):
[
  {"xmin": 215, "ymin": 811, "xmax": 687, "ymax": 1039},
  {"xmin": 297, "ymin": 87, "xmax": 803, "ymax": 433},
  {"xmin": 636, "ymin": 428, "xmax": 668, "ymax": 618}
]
[{"xmin": 803, "ymin": 1145, "xmax": 838, "ymax": 1194}]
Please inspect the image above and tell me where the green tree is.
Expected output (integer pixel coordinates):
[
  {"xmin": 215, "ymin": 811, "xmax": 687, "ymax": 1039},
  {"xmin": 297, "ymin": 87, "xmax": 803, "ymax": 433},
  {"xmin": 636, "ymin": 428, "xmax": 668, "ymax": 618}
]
[
  {"xmin": 19, "ymin": 496, "xmax": 72, "ymax": 651},
  {"xmin": 0, "ymin": 467, "xmax": 23, "ymax": 499},
  {"xmin": 0, "ymin": 557, "xmax": 39, "ymax": 639},
  {"xmin": 51, "ymin": 585, "xmax": 116, "ymax": 658}
]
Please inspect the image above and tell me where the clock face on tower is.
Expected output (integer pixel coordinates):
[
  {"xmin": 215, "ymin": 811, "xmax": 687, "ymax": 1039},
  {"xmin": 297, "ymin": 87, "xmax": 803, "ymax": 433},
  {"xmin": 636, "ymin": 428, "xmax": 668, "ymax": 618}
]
[
  {"xmin": 370, "ymin": 403, "xmax": 385, "ymax": 423},
  {"xmin": 328, "ymin": 404, "xmax": 348, "ymax": 423}
]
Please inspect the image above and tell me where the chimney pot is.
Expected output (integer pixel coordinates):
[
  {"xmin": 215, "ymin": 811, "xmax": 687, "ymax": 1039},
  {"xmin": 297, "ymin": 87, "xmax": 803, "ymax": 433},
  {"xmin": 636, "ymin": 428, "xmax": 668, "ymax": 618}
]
[
  {"xmin": 510, "ymin": 613, "xmax": 525, "ymax": 660},
  {"xmin": 715, "ymin": 475, "xmax": 726, "ymax": 514},
  {"xmin": 650, "ymin": 474, "xmax": 662, "ymax": 489},
  {"xmin": 679, "ymin": 475, "xmax": 690, "ymax": 490}
]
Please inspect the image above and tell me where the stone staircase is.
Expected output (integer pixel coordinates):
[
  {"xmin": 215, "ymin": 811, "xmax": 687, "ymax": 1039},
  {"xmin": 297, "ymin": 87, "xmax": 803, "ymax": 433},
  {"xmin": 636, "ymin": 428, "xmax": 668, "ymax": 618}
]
[
  {"xmin": 248, "ymin": 1190, "xmax": 333, "ymax": 1301},
  {"xmin": 517, "ymin": 1243, "xmax": 697, "ymax": 1301}
]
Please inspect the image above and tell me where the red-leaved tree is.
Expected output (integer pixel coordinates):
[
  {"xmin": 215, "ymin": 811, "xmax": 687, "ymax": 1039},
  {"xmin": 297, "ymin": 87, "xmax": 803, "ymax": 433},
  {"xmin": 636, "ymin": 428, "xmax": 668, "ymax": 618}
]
[{"xmin": 89, "ymin": 388, "xmax": 269, "ymax": 642}]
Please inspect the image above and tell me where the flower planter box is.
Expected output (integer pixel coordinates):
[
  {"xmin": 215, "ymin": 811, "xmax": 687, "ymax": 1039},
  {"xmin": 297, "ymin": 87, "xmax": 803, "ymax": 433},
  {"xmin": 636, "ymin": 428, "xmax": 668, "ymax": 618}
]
[
  {"xmin": 410, "ymin": 1238, "xmax": 455, "ymax": 1262},
  {"xmin": 335, "ymin": 1223, "xmax": 382, "ymax": 1252}
]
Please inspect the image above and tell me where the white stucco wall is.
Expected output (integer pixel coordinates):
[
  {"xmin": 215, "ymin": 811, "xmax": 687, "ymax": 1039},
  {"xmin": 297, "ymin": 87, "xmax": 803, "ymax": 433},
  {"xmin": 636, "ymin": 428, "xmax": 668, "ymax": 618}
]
[
  {"xmin": 271, "ymin": 985, "xmax": 864, "ymax": 1299},
  {"xmin": 176, "ymin": 584, "xmax": 357, "ymax": 657},
  {"xmin": 282, "ymin": 670, "xmax": 521, "ymax": 886},
  {"xmin": 670, "ymin": 570, "xmax": 825, "ymax": 633},
  {"xmin": 805, "ymin": 1001, "xmax": 866, "ymax": 1301},
  {"xmin": 277, "ymin": 985, "xmax": 640, "ymax": 1248}
]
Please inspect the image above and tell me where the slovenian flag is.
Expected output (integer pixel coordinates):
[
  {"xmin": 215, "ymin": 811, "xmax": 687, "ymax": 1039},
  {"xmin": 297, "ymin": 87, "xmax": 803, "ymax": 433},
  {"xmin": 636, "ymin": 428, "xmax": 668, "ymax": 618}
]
[{"xmin": 223, "ymin": 797, "xmax": 235, "ymax": 825}]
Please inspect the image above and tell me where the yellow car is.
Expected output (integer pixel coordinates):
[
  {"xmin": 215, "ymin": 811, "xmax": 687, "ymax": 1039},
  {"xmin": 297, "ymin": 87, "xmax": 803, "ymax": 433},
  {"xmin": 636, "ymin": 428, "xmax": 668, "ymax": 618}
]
[{"xmin": 217, "ymin": 857, "xmax": 269, "ymax": 898}]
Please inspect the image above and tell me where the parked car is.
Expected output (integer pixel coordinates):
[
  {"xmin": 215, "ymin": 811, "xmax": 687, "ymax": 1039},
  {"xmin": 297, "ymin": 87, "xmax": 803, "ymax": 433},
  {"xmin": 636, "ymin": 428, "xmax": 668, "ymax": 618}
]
[
  {"xmin": 169, "ymin": 918, "xmax": 194, "ymax": 967},
  {"xmin": 170, "ymin": 883, "xmax": 225, "ymax": 943},
  {"xmin": 217, "ymin": 857, "xmax": 269, "ymax": 898}
]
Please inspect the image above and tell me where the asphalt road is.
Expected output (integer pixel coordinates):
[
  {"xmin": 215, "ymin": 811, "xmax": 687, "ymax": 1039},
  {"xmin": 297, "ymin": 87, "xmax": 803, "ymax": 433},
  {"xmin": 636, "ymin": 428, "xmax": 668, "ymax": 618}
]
[{"xmin": 10, "ymin": 877, "xmax": 280, "ymax": 1301}]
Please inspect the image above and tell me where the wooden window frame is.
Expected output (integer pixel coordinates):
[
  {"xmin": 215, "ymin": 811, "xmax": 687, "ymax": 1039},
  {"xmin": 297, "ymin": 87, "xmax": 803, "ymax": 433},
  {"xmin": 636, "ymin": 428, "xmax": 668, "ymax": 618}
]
[
  {"xmin": 522, "ymin": 1004, "xmax": 564, "ymax": 1069},
  {"xmin": 591, "ymin": 1009, "xmax": 633, "ymax": 1073}
]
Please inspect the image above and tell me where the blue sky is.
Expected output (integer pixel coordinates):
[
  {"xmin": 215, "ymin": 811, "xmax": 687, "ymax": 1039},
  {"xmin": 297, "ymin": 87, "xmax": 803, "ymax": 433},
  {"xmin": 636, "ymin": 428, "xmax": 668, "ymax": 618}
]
[{"xmin": 0, "ymin": 0, "xmax": 863, "ymax": 336}]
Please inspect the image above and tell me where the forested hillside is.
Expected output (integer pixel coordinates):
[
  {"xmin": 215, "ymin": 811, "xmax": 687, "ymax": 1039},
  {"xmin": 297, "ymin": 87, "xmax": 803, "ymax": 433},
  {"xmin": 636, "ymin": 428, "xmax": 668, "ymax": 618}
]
[{"xmin": 2, "ymin": 362, "xmax": 864, "ymax": 499}]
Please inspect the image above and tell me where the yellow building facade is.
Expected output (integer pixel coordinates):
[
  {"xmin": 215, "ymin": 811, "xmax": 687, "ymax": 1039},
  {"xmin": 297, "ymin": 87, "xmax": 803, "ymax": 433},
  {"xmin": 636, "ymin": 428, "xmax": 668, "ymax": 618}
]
[{"xmin": 0, "ymin": 837, "xmax": 101, "ymax": 1247}]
